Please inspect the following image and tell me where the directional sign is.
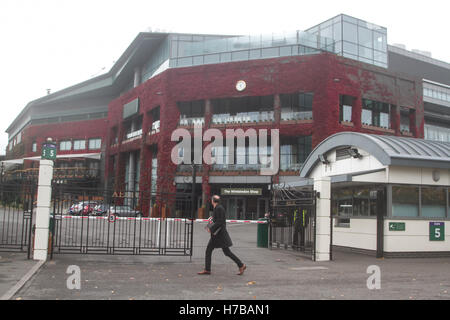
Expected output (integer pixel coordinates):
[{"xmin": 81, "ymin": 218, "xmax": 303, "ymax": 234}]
[
  {"xmin": 389, "ymin": 222, "xmax": 405, "ymax": 231},
  {"xmin": 429, "ymin": 222, "xmax": 445, "ymax": 241},
  {"xmin": 41, "ymin": 142, "xmax": 57, "ymax": 160}
]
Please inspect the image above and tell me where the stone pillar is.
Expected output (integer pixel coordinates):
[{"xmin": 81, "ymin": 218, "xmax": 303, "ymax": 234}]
[
  {"xmin": 33, "ymin": 159, "xmax": 54, "ymax": 261},
  {"xmin": 314, "ymin": 176, "xmax": 331, "ymax": 262}
]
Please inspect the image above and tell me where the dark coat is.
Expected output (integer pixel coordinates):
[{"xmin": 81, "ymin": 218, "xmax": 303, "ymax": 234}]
[{"xmin": 207, "ymin": 204, "xmax": 233, "ymax": 248}]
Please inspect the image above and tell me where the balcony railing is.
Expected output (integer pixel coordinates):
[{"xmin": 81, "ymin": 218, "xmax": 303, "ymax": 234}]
[
  {"xmin": 280, "ymin": 111, "xmax": 312, "ymax": 121},
  {"xmin": 212, "ymin": 111, "xmax": 274, "ymax": 125},
  {"xmin": 179, "ymin": 117, "xmax": 205, "ymax": 126},
  {"xmin": 280, "ymin": 163, "xmax": 303, "ymax": 172},
  {"xmin": 211, "ymin": 163, "xmax": 270, "ymax": 171}
]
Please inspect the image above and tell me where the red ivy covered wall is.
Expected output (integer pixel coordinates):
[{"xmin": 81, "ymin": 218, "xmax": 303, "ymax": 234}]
[{"xmin": 106, "ymin": 52, "xmax": 423, "ymax": 199}]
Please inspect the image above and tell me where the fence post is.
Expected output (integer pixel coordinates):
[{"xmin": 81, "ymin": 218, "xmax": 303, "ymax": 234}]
[{"xmin": 33, "ymin": 159, "xmax": 54, "ymax": 261}]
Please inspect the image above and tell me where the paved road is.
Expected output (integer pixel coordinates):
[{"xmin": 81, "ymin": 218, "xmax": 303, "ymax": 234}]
[{"xmin": 2, "ymin": 223, "xmax": 447, "ymax": 300}]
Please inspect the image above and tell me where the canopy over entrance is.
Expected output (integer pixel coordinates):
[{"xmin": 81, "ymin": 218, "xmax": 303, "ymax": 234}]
[{"xmin": 300, "ymin": 132, "xmax": 450, "ymax": 178}]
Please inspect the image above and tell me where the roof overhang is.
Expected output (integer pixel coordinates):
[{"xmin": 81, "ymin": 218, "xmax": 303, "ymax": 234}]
[{"xmin": 300, "ymin": 132, "xmax": 450, "ymax": 178}]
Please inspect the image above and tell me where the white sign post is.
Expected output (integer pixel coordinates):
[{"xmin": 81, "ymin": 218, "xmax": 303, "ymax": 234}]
[
  {"xmin": 33, "ymin": 158, "xmax": 54, "ymax": 261},
  {"xmin": 314, "ymin": 176, "xmax": 331, "ymax": 262}
]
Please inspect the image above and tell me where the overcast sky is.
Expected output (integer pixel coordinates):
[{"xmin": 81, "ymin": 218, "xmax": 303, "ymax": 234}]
[{"xmin": 0, "ymin": 0, "xmax": 448, "ymax": 155}]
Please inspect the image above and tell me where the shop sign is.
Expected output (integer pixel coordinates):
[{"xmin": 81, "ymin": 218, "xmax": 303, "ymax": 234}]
[
  {"xmin": 221, "ymin": 188, "xmax": 262, "ymax": 196},
  {"xmin": 429, "ymin": 222, "xmax": 445, "ymax": 241},
  {"xmin": 389, "ymin": 222, "xmax": 405, "ymax": 231}
]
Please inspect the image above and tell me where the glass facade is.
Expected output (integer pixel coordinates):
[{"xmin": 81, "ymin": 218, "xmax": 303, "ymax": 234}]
[
  {"xmin": 424, "ymin": 87, "xmax": 450, "ymax": 103},
  {"xmin": 424, "ymin": 124, "xmax": 450, "ymax": 142},
  {"xmin": 169, "ymin": 30, "xmax": 334, "ymax": 68},
  {"xmin": 306, "ymin": 14, "xmax": 388, "ymax": 68}
]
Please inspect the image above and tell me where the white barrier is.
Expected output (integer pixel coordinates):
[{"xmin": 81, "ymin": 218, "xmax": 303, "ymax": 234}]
[{"xmin": 55, "ymin": 215, "xmax": 268, "ymax": 224}]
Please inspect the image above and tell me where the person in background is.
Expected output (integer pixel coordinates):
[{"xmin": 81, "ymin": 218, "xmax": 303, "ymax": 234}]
[{"xmin": 198, "ymin": 195, "xmax": 246, "ymax": 275}]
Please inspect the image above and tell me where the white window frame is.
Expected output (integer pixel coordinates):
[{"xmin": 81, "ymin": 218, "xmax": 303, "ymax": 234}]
[
  {"xmin": 88, "ymin": 138, "xmax": 101, "ymax": 150},
  {"xmin": 60, "ymin": 140, "xmax": 72, "ymax": 151},
  {"xmin": 73, "ymin": 140, "xmax": 86, "ymax": 150}
]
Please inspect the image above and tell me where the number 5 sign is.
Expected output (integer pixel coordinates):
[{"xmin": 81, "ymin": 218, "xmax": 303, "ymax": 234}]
[{"xmin": 429, "ymin": 222, "xmax": 445, "ymax": 241}]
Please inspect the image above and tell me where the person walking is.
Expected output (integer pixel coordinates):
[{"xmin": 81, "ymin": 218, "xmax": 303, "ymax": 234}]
[{"xmin": 197, "ymin": 195, "xmax": 246, "ymax": 275}]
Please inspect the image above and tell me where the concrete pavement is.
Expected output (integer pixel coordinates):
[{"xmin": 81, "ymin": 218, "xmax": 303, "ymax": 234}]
[{"xmin": 1, "ymin": 223, "xmax": 450, "ymax": 300}]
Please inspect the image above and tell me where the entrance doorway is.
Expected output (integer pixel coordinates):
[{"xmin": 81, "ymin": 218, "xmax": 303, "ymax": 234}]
[{"xmin": 225, "ymin": 197, "xmax": 246, "ymax": 219}]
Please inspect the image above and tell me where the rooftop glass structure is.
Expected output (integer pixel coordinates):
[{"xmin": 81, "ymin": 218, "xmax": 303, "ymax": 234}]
[
  {"xmin": 139, "ymin": 14, "xmax": 389, "ymax": 82},
  {"xmin": 306, "ymin": 14, "xmax": 388, "ymax": 68}
]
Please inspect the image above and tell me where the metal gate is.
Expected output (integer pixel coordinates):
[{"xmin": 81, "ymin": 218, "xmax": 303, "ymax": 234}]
[
  {"xmin": 270, "ymin": 186, "xmax": 316, "ymax": 260},
  {"xmin": 0, "ymin": 183, "xmax": 35, "ymax": 258},
  {"xmin": 50, "ymin": 184, "xmax": 194, "ymax": 258}
]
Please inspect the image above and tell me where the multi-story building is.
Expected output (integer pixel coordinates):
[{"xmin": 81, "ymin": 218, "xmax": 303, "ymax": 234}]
[{"xmin": 4, "ymin": 14, "xmax": 449, "ymax": 218}]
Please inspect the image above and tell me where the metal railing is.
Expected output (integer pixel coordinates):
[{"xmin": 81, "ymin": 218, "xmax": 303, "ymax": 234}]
[
  {"xmin": 4, "ymin": 167, "xmax": 100, "ymax": 182},
  {"xmin": 212, "ymin": 111, "xmax": 275, "ymax": 125},
  {"xmin": 179, "ymin": 117, "xmax": 205, "ymax": 126},
  {"xmin": 280, "ymin": 111, "xmax": 313, "ymax": 121}
]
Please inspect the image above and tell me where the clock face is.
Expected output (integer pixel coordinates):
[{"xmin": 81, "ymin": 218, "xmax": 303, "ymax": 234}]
[{"xmin": 236, "ymin": 80, "xmax": 246, "ymax": 92}]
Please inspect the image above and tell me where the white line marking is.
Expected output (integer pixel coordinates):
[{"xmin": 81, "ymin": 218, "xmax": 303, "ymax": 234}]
[{"xmin": 0, "ymin": 260, "xmax": 45, "ymax": 300}]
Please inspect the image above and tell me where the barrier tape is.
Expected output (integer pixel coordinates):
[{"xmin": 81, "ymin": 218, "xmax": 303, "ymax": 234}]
[{"xmin": 53, "ymin": 215, "xmax": 268, "ymax": 224}]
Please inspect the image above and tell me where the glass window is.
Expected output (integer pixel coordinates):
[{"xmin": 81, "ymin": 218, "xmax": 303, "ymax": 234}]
[
  {"xmin": 32, "ymin": 142, "xmax": 37, "ymax": 153},
  {"xmin": 73, "ymin": 140, "xmax": 86, "ymax": 150},
  {"xmin": 321, "ymin": 26, "xmax": 333, "ymax": 39},
  {"xmin": 374, "ymin": 50, "xmax": 387, "ymax": 63},
  {"xmin": 369, "ymin": 190, "xmax": 380, "ymax": 217},
  {"xmin": 261, "ymin": 47, "xmax": 278, "ymax": 58},
  {"xmin": 353, "ymin": 189, "xmax": 370, "ymax": 216},
  {"xmin": 59, "ymin": 140, "xmax": 72, "ymax": 151},
  {"xmin": 88, "ymin": 138, "xmax": 101, "ymax": 150},
  {"xmin": 362, "ymin": 109, "xmax": 372, "ymax": 125},
  {"xmin": 421, "ymin": 187, "xmax": 446, "ymax": 218},
  {"xmin": 392, "ymin": 186, "xmax": 419, "ymax": 217},
  {"xmin": 343, "ymin": 15, "xmax": 358, "ymax": 24},
  {"xmin": 231, "ymin": 50, "xmax": 248, "ymax": 61},
  {"xmin": 358, "ymin": 26, "xmax": 373, "ymax": 48},
  {"xmin": 339, "ymin": 95, "xmax": 353, "ymax": 122},
  {"xmin": 334, "ymin": 188, "xmax": 353, "ymax": 217},
  {"xmin": 373, "ymin": 32, "xmax": 386, "ymax": 51},
  {"xmin": 343, "ymin": 22, "xmax": 358, "ymax": 43},
  {"xmin": 359, "ymin": 46, "xmax": 373, "ymax": 59},
  {"xmin": 279, "ymin": 46, "xmax": 292, "ymax": 57},
  {"xmin": 362, "ymin": 99, "xmax": 390, "ymax": 128},
  {"xmin": 333, "ymin": 22, "xmax": 342, "ymax": 41},
  {"xmin": 343, "ymin": 41, "xmax": 358, "ymax": 55}
]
